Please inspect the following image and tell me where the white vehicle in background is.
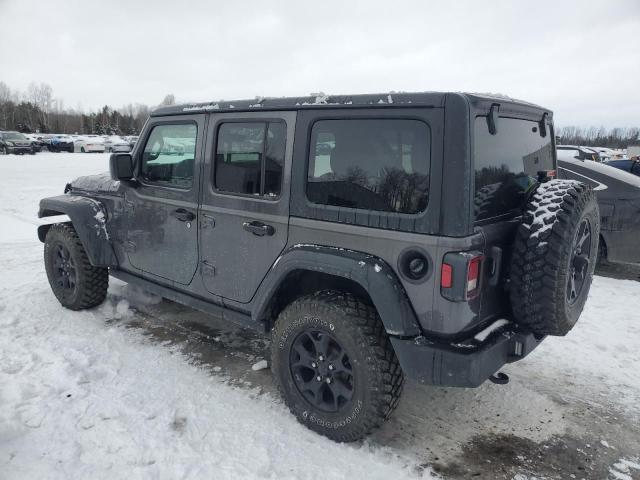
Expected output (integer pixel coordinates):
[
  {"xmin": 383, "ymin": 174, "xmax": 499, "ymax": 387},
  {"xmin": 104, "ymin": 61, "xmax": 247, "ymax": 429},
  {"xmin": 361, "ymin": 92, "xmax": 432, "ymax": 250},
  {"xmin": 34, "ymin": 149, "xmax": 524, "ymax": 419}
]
[
  {"xmin": 123, "ymin": 135, "xmax": 139, "ymax": 148},
  {"xmin": 74, "ymin": 136, "xmax": 106, "ymax": 153},
  {"xmin": 589, "ymin": 147, "xmax": 628, "ymax": 161},
  {"xmin": 103, "ymin": 135, "xmax": 132, "ymax": 153}
]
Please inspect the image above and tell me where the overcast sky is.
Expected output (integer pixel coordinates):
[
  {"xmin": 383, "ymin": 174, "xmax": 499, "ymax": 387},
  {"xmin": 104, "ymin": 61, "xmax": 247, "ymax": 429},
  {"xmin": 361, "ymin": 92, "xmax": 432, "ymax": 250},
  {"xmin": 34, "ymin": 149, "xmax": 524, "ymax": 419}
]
[{"xmin": 1, "ymin": 0, "xmax": 639, "ymax": 127}]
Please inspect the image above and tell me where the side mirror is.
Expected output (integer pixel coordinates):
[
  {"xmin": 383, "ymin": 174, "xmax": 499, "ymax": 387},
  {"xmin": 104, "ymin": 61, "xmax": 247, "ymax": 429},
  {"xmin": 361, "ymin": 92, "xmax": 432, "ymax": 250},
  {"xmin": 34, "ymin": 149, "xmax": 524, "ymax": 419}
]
[{"xmin": 110, "ymin": 153, "xmax": 134, "ymax": 181}]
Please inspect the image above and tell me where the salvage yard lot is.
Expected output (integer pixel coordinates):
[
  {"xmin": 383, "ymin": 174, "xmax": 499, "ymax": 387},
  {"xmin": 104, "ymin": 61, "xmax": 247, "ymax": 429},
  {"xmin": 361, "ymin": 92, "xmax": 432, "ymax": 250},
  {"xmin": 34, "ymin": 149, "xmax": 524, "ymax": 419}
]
[{"xmin": 1, "ymin": 152, "xmax": 639, "ymax": 479}]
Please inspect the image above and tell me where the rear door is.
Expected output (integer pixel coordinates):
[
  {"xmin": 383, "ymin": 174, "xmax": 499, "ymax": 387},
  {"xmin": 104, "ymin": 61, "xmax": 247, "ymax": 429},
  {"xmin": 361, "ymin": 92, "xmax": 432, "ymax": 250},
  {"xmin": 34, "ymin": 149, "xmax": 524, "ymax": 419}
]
[{"xmin": 199, "ymin": 111, "xmax": 295, "ymax": 303}]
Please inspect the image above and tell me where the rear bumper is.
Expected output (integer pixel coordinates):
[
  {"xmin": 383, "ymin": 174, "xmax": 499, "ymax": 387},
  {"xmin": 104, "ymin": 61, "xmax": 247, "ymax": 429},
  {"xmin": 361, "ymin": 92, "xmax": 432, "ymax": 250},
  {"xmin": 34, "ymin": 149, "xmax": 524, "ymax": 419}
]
[
  {"xmin": 391, "ymin": 324, "xmax": 543, "ymax": 387},
  {"xmin": 6, "ymin": 145, "xmax": 32, "ymax": 154}
]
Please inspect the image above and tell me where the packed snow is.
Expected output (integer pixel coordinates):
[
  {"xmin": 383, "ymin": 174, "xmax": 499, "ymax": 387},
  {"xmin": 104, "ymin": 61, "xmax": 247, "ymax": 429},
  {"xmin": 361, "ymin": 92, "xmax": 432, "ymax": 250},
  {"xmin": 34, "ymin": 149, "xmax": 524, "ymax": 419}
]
[{"xmin": 1, "ymin": 152, "xmax": 639, "ymax": 479}]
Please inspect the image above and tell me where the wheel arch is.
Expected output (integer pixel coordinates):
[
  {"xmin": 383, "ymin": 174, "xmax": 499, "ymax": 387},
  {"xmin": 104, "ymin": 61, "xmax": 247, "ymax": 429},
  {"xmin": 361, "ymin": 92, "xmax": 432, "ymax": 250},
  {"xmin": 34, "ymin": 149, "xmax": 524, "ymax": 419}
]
[
  {"xmin": 38, "ymin": 195, "xmax": 117, "ymax": 267},
  {"xmin": 253, "ymin": 244, "xmax": 422, "ymax": 337}
]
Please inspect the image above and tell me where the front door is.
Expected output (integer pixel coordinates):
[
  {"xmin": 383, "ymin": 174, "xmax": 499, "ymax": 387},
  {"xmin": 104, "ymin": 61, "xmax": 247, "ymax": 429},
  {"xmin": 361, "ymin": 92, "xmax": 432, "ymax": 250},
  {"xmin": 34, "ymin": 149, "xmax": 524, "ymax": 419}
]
[
  {"xmin": 199, "ymin": 111, "xmax": 295, "ymax": 303},
  {"xmin": 125, "ymin": 114, "xmax": 205, "ymax": 285}
]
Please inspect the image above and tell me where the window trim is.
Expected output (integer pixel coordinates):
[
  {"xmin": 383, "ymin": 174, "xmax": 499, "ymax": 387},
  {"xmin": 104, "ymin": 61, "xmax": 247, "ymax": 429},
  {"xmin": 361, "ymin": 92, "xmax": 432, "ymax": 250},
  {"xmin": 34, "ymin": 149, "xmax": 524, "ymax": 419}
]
[
  {"xmin": 304, "ymin": 116, "xmax": 432, "ymax": 215},
  {"xmin": 137, "ymin": 120, "xmax": 199, "ymax": 191},
  {"xmin": 212, "ymin": 119, "xmax": 286, "ymax": 201}
]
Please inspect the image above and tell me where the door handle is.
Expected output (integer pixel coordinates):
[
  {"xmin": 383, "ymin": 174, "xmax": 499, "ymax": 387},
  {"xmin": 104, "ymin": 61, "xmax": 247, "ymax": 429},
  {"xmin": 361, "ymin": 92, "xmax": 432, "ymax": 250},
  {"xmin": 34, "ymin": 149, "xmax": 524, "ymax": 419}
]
[
  {"xmin": 243, "ymin": 220, "xmax": 275, "ymax": 236},
  {"xmin": 171, "ymin": 208, "xmax": 196, "ymax": 222}
]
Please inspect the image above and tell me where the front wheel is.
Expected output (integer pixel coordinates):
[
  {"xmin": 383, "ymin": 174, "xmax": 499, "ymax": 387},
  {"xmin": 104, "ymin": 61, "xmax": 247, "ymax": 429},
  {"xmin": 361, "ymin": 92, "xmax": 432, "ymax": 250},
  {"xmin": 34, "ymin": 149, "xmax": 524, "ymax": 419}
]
[
  {"xmin": 44, "ymin": 223, "xmax": 109, "ymax": 310},
  {"xmin": 271, "ymin": 290, "xmax": 403, "ymax": 442}
]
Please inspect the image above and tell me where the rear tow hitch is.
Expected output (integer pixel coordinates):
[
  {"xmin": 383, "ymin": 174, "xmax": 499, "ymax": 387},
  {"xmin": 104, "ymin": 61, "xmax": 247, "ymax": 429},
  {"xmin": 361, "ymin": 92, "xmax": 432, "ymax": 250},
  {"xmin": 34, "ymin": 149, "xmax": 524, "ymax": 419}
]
[{"xmin": 489, "ymin": 372, "xmax": 510, "ymax": 385}]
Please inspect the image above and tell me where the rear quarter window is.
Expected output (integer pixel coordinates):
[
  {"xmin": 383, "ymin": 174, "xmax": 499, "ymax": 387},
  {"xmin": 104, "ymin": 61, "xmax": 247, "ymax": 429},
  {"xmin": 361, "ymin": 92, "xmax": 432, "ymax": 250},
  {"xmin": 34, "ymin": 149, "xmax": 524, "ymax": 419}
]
[
  {"xmin": 474, "ymin": 117, "xmax": 554, "ymax": 222},
  {"xmin": 306, "ymin": 118, "xmax": 431, "ymax": 214}
]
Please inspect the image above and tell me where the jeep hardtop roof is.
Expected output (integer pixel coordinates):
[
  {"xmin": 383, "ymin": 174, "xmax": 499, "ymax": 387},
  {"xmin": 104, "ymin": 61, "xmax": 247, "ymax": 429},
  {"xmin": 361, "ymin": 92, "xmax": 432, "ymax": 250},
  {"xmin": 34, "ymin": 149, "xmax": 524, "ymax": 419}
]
[{"xmin": 151, "ymin": 91, "xmax": 551, "ymax": 118}]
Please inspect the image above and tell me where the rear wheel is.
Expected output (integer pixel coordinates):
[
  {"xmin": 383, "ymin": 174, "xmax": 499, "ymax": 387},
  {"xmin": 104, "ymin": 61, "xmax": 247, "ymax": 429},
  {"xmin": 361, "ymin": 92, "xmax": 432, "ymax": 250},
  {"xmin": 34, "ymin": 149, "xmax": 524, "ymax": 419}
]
[
  {"xmin": 510, "ymin": 180, "xmax": 600, "ymax": 336},
  {"xmin": 44, "ymin": 223, "xmax": 109, "ymax": 310},
  {"xmin": 271, "ymin": 290, "xmax": 403, "ymax": 442}
]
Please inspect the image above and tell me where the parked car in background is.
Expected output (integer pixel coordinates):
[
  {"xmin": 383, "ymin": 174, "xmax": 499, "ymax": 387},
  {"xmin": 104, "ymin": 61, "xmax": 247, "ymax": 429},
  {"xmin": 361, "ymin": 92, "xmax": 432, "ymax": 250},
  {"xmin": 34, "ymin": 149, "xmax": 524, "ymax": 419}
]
[
  {"xmin": 103, "ymin": 135, "xmax": 132, "ymax": 153},
  {"xmin": 0, "ymin": 131, "xmax": 34, "ymax": 155},
  {"xmin": 123, "ymin": 135, "xmax": 139, "ymax": 148},
  {"xmin": 23, "ymin": 134, "xmax": 47, "ymax": 153},
  {"xmin": 74, "ymin": 136, "xmax": 106, "ymax": 153},
  {"xmin": 558, "ymin": 156, "xmax": 640, "ymax": 266},
  {"xmin": 557, "ymin": 145, "xmax": 600, "ymax": 161},
  {"xmin": 49, "ymin": 135, "xmax": 75, "ymax": 153},
  {"xmin": 604, "ymin": 158, "xmax": 640, "ymax": 177}
]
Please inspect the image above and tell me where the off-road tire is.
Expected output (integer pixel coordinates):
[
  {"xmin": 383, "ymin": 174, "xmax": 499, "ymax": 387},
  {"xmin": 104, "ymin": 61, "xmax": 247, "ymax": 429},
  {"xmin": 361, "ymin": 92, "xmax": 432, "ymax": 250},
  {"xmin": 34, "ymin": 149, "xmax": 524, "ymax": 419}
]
[
  {"xmin": 510, "ymin": 180, "xmax": 600, "ymax": 336},
  {"xmin": 44, "ymin": 223, "xmax": 108, "ymax": 310},
  {"xmin": 271, "ymin": 290, "xmax": 403, "ymax": 442}
]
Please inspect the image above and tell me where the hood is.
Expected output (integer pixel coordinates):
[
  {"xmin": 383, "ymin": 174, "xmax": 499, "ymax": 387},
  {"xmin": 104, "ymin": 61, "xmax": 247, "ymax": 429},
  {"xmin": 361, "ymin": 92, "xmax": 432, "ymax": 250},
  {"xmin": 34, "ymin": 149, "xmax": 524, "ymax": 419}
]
[{"xmin": 69, "ymin": 172, "xmax": 121, "ymax": 195}]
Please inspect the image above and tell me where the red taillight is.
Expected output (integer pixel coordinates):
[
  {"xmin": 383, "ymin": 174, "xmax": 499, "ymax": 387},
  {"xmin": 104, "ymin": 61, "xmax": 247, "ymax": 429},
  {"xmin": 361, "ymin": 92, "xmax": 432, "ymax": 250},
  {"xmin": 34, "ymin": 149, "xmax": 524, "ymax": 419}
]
[
  {"xmin": 466, "ymin": 256, "xmax": 483, "ymax": 298},
  {"xmin": 441, "ymin": 263, "xmax": 453, "ymax": 288}
]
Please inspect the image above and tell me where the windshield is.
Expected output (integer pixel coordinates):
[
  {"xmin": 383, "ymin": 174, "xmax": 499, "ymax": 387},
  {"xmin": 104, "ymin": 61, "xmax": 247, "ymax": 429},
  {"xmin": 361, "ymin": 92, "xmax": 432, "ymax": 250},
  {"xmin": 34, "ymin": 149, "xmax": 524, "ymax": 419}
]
[
  {"xmin": 4, "ymin": 132, "xmax": 27, "ymax": 141},
  {"xmin": 474, "ymin": 116, "xmax": 555, "ymax": 222}
]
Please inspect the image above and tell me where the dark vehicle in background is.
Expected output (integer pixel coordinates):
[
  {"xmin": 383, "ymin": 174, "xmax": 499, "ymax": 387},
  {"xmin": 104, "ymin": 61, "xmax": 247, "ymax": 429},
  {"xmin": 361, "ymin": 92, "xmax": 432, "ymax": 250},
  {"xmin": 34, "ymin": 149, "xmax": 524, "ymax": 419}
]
[
  {"xmin": 604, "ymin": 158, "xmax": 640, "ymax": 177},
  {"xmin": 557, "ymin": 145, "xmax": 600, "ymax": 161},
  {"xmin": 37, "ymin": 92, "xmax": 599, "ymax": 443},
  {"xmin": 0, "ymin": 131, "xmax": 34, "ymax": 154},
  {"xmin": 49, "ymin": 135, "xmax": 75, "ymax": 153},
  {"xmin": 558, "ymin": 157, "xmax": 640, "ymax": 265}
]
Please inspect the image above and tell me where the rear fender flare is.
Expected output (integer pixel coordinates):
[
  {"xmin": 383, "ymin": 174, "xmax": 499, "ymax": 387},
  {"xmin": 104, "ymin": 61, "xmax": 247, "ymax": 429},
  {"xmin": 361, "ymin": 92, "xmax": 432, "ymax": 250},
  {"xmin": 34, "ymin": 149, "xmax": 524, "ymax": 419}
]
[
  {"xmin": 38, "ymin": 195, "xmax": 117, "ymax": 266},
  {"xmin": 253, "ymin": 244, "xmax": 421, "ymax": 337}
]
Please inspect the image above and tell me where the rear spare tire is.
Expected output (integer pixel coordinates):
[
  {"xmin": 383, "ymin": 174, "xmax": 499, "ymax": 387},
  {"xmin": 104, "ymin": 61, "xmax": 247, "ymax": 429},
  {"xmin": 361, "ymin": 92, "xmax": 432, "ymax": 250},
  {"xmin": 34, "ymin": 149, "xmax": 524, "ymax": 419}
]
[{"xmin": 510, "ymin": 180, "xmax": 599, "ymax": 336}]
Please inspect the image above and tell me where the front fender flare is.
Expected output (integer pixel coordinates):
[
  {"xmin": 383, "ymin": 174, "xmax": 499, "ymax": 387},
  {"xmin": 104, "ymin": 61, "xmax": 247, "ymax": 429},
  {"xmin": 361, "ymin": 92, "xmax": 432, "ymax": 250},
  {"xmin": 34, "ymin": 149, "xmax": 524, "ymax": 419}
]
[
  {"xmin": 38, "ymin": 194, "xmax": 117, "ymax": 266},
  {"xmin": 253, "ymin": 244, "xmax": 421, "ymax": 337}
]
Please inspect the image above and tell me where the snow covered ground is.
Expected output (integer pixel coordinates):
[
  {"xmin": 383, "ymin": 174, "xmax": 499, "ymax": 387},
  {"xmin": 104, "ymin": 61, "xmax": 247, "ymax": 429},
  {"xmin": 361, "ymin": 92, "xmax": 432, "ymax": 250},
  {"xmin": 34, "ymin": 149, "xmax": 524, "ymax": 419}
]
[{"xmin": 1, "ymin": 152, "xmax": 639, "ymax": 479}]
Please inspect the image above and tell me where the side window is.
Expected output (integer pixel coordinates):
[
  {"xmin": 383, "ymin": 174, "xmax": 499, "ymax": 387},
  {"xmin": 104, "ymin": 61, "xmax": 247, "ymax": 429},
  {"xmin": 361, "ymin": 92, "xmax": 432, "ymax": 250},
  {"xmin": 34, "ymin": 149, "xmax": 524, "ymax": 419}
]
[
  {"xmin": 306, "ymin": 119, "xmax": 431, "ymax": 214},
  {"xmin": 214, "ymin": 121, "xmax": 286, "ymax": 197},
  {"xmin": 140, "ymin": 123, "xmax": 197, "ymax": 188}
]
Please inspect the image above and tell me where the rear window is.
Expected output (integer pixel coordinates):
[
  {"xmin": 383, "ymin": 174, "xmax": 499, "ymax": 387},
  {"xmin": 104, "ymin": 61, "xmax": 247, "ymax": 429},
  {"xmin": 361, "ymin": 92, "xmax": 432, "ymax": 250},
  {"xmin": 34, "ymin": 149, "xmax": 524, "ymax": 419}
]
[
  {"xmin": 474, "ymin": 117, "xmax": 554, "ymax": 221},
  {"xmin": 307, "ymin": 119, "xmax": 431, "ymax": 214}
]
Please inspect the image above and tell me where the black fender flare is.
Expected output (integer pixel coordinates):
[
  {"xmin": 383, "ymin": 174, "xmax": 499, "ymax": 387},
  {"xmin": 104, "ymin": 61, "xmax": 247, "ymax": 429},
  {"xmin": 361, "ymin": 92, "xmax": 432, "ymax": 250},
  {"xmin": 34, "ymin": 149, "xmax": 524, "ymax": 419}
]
[
  {"xmin": 37, "ymin": 194, "xmax": 117, "ymax": 266},
  {"xmin": 253, "ymin": 244, "xmax": 422, "ymax": 337}
]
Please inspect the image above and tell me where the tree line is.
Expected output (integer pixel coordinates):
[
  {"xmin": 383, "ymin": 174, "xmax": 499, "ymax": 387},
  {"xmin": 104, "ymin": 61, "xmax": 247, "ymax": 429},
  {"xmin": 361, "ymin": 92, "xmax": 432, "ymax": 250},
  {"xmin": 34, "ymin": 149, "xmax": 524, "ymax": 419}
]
[
  {"xmin": 557, "ymin": 126, "xmax": 640, "ymax": 149},
  {"xmin": 0, "ymin": 81, "xmax": 175, "ymax": 136}
]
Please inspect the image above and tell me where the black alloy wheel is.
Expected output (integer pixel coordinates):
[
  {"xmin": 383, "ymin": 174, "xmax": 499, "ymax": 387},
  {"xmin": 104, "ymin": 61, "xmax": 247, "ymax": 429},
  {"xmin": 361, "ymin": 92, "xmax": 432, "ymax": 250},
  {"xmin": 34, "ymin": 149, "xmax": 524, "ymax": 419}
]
[
  {"xmin": 289, "ymin": 329, "xmax": 354, "ymax": 413},
  {"xmin": 52, "ymin": 243, "xmax": 77, "ymax": 291}
]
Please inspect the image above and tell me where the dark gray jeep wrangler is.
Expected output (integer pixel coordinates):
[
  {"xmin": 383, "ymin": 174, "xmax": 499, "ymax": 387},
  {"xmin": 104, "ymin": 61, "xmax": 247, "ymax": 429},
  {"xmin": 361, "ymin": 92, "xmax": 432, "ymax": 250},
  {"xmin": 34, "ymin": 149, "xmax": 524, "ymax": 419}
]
[{"xmin": 38, "ymin": 92, "xmax": 599, "ymax": 442}]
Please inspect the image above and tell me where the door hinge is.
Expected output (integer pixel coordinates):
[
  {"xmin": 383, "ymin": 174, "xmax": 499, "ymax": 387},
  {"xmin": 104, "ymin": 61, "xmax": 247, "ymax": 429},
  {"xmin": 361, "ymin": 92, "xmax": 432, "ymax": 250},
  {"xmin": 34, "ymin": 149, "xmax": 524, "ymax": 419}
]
[{"xmin": 201, "ymin": 260, "xmax": 216, "ymax": 276}]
